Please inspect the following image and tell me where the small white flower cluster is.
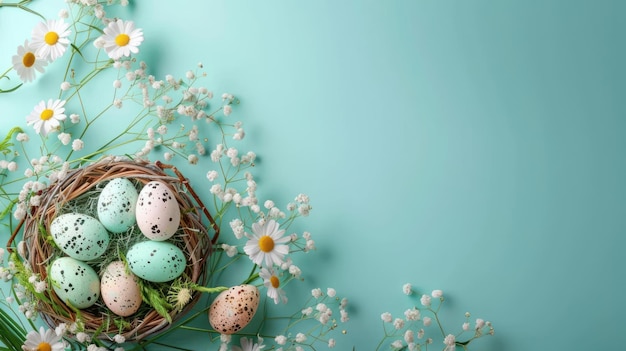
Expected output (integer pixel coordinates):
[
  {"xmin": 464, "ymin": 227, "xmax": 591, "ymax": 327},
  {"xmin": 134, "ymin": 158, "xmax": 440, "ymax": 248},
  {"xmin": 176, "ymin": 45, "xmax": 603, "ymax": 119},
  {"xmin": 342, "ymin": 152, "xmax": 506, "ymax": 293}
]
[
  {"xmin": 377, "ymin": 284, "xmax": 494, "ymax": 351},
  {"xmin": 108, "ymin": 59, "xmax": 237, "ymax": 163},
  {"xmin": 9, "ymin": 154, "xmax": 71, "ymax": 220},
  {"xmin": 219, "ymin": 335, "xmax": 265, "ymax": 351},
  {"xmin": 0, "ymin": 260, "xmax": 16, "ymax": 282},
  {"xmin": 264, "ymin": 288, "xmax": 347, "ymax": 350},
  {"xmin": 0, "ymin": 159, "xmax": 18, "ymax": 173},
  {"xmin": 1, "ymin": 249, "xmax": 43, "ymax": 320},
  {"xmin": 50, "ymin": 322, "xmax": 128, "ymax": 351}
]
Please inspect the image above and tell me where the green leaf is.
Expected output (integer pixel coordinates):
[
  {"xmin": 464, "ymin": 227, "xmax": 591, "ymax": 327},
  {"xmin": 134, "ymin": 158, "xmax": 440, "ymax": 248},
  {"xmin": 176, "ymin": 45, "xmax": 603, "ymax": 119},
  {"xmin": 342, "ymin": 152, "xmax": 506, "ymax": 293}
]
[
  {"xmin": 70, "ymin": 43, "xmax": 86, "ymax": 61},
  {"xmin": 84, "ymin": 22, "xmax": 105, "ymax": 35},
  {"xmin": 140, "ymin": 282, "xmax": 173, "ymax": 323},
  {"xmin": 0, "ymin": 307, "xmax": 26, "ymax": 351},
  {"xmin": 0, "ymin": 127, "xmax": 22, "ymax": 150},
  {"xmin": 0, "ymin": 198, "xmax": 18, "ymax": 221}
]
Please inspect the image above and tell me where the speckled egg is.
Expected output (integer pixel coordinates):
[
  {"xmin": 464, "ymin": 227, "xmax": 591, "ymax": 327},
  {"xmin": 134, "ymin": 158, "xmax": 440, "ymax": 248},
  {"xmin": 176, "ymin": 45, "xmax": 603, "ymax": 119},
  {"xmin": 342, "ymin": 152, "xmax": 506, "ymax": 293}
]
[
  {"xmin": 209, "ymin": 285, "xmax": 260, "ymax": 335},
  {"xmin": 126, "ymin": 240, "xmax": 186, "ymax": 283},
  {"xmin": 101, "ymin": 261, "xmax": 142, "ymax": 317},
  {"xmin": 135, "ymin": 181, "xmax": 181, "ymax": 241},
  {"xmin": 49, "ymin": 257, "xmax": 100, "ymax": 309},
  {"xmin": 97, "ymin": 178, "xmax": 139, "ymax": 233},
  {"xmin": 50, "ymin": 213, "xmax": 110, "ymax": 261}
]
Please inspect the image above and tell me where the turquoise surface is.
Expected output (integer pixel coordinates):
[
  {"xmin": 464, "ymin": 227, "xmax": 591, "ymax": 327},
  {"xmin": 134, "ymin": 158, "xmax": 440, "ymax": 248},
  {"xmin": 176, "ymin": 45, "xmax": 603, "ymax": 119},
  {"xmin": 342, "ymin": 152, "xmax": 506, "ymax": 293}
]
[{"xmin": 2, "ymin": 1, "xmax": 625, "ymax": 350}]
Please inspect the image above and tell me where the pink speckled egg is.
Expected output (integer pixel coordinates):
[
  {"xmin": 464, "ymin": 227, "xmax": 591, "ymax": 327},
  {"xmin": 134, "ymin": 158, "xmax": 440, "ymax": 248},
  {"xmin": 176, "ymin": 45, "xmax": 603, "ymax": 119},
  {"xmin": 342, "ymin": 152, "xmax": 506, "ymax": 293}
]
[
  {"xmin": 209, "ymin": 285, "xmax": 260, "ymax": 335},
  {"xmin": 135, "ymin": 181, "xmax": 181, "ymax": 241},
  {"xmin": 100, "ymin": 261, "xmax": 142, "ymax": 317}
]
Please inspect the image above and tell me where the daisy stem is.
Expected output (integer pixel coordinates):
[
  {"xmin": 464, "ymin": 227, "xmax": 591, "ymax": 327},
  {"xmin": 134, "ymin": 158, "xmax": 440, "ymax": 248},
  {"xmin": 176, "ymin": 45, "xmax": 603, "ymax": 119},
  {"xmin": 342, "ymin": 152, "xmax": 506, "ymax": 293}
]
[
  {"xmin": 0, "ymin": 67, "xmax": 12, "ymax": 78},
  {"xmin": 242, "ymin": 270, "xmax": 259, "ymax": 285},
  {"xmin": 177, "ymin": 326, "xmax": 212, "ymax": 333}
]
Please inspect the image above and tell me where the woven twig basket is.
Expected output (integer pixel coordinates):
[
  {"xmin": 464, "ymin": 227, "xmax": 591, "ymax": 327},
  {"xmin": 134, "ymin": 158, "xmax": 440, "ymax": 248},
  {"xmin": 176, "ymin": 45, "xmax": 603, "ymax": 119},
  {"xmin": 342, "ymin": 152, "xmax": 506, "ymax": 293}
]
[{"xmin": 9, "ymin": 158, "xmax": 219, "ymax": 341}]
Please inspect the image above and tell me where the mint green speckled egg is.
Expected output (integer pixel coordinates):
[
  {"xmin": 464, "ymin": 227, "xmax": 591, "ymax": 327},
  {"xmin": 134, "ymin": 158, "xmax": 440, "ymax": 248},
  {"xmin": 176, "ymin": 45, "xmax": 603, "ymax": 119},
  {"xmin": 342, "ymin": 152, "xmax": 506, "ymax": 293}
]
[
  {"xmin": 126, "ymin": 241, "xmax": 186, "ymax": 283},
  {"xmin": 50, "ymin": 213, "xmax": 110, "ymax": 261},
  {"xmin": 49, "ymin": 257, "xmax": 100, "ymax": 309},
  {"xmin": 97, "ymin": 178, "xmax": 139, "ymax": 233}
]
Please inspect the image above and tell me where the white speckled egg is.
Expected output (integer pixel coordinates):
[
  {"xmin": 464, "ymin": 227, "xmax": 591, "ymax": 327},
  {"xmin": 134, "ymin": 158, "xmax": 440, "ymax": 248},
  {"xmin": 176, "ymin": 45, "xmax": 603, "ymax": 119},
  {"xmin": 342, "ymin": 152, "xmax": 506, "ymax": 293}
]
[
  {"xmin": 97, "ymin": 178, "xmax": 139, "ymax": 233},
  {"xmin": 101, "ymin": 261, "xmax": 142, "ymax": 317},
  {"xmin": 50, "ymin": 213, "xmax": 110, "ymax": 261},
  {"xmin": 209, "ymin": 285, "xmax": 260, "ymax": 335},
  {"xmin": 126, "ymin": 241, "xmax": 186, "ymax": 283},
  {"xmin": 135, "ymin": 181, "xmax": 180, "ymax": 241},
  {"xmin": 49, "ymin": 257, "xmax": 100, "ymax": 309}
]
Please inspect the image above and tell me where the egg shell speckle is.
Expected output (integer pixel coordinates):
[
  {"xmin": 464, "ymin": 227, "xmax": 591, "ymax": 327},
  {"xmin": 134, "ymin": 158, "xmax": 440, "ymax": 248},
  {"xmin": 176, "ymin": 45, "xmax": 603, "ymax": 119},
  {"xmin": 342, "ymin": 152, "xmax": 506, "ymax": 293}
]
[
  {"xmin": 49, "ymin": 257, "xmax": 100, "ymax": 309},
  {"xmin": 101, "ymin": 261, "xmax": 142, "ymax": 317},
  {"xmin": 209, "ymin": 285, "xmax": 260, "ymax": 335},
  {"xmin": 126, "ymin": 240, "xmax": 186, "ymax": 283},
  {"xmin": 50, "ymin": 213, "xmax": 110, "ymax": 261},
  {"xmin": 136, "ymin": 181, "xmax": 181, "ymax": 241},
  {"xmin": 97, "ymin": 178, "xmax": 139, "ymax": 233}
]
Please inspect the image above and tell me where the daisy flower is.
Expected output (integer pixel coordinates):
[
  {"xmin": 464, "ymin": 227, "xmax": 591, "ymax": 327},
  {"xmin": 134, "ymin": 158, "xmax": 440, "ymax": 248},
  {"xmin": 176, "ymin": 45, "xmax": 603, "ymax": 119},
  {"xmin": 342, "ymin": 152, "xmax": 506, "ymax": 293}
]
[
  {"xmin": 22, "ymin": 326, "xmax": 65, "ymax": 351},
  {"xmin": 26, "ymin": 99, "xmax": 67, "ymax": 136},
  {"xmin": 232, "ymin": 337, "xmax": 264, "ymax": 351},
  {"xmin": 11, "ymin": 40, "xmax": 47, "ymax": 83},
  {"xmin": 244, "ymin": 219, "xmax": 290, "ymax": 267},
  {"xmin": 259, "ymin": 267, "xmax": 288, "ymax": 304},
  {"xmin": 99, "ymin": 19, "xmax": 144, "ymax": 60},
  {"xmin": 30, "ymin": 19, "xmax": 71, "ymax": 61}
]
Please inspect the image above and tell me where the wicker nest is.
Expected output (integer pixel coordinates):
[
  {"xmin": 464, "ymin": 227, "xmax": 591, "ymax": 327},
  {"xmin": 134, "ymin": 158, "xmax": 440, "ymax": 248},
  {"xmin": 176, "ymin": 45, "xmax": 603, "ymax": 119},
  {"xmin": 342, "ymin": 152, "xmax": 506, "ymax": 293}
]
[{"xmin": 12, "ymin": 158, "xmax": 218, "ymax": 341}]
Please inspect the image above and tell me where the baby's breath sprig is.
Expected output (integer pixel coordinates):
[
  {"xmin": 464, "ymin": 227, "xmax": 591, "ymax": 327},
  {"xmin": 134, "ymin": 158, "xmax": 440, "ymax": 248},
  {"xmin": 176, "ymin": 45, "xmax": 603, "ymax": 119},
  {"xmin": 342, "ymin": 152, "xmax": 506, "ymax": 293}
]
[{"xmin": 375, "ymin": 284, "xmax": 495, "ymax": 351}]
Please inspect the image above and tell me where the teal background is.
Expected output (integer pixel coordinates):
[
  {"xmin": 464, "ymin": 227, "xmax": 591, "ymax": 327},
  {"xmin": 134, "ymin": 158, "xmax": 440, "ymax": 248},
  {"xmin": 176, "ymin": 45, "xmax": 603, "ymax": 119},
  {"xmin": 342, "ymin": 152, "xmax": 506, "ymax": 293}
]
[{"xmin": 2, "ymin": 1, "xmax": 626, "ymax": 350}]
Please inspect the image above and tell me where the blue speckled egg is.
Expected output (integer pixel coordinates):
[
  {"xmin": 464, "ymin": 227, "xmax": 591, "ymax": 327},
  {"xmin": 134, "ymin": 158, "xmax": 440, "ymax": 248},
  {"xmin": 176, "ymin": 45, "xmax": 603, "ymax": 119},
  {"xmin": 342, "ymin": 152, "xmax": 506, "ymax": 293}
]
[
  {"xmin": 49, "ymin": 257, "xmax": 100, "ymax": 309},
  {"xmin": 97, "ymin": 178, "xmax": 139, "ymax": 233},
  {"xmin": 50, "ymin": 213, "xmax": 110, "ymax": 261},
  {"xmin": 126, "ymin": 241, "xmax": 186, "ymax": 283},
  {"xmin": 135, "ymin": 181, "xmax": 181, "ymax": 241}
]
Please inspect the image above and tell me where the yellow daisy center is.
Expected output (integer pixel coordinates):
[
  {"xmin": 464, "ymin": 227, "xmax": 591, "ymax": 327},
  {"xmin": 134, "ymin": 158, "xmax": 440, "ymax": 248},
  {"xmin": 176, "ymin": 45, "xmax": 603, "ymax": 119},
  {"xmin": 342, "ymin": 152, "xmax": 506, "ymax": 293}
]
[
  {"xmin": 22, "ymin": 52, "xmax": 36, "ymax": 68},
  {"xmin": 40, "ymin": 109, "xmax": 54, "ymax": 121},
  {"xmin": 38, "ymin": 342, "xmax": 52, "ymax": 351},
  {"xmin": 258, "ymin": 235, "xmax": 275, "ymax": 253},
  {"xmin": 44, "ymin": 31, "xmax": 59, "ymax": 45},
  {"xmin": 115, "ymin": 33, "xmax": 130, "ymax": 47},
  {"xmin": 270, "ymin": 275, "xmax": 280, "ymax": 288}
]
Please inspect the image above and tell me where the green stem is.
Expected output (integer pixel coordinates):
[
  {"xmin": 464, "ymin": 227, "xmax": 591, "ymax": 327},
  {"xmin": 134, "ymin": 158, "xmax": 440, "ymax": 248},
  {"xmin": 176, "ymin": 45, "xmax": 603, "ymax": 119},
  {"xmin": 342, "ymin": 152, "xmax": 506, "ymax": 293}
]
[
  {"xmin": 0, "ymin": 1, "xmax": 44, "ymax": 19},
  {"xmin": 432, "ymin": 309, "xmax": 446, "ymax": 339},
  {"xmin": 191, "ymin": 285, "xmax": 228, "ymax": 294},
  {"xmin": 242, "ymin": 269, "xmax": 259, "ymax": 285}
]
